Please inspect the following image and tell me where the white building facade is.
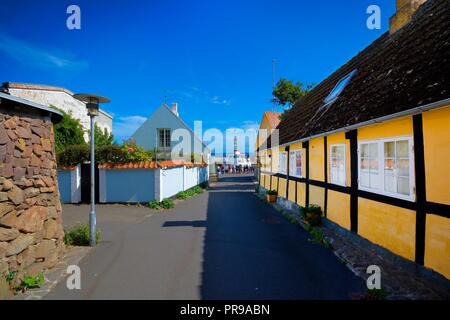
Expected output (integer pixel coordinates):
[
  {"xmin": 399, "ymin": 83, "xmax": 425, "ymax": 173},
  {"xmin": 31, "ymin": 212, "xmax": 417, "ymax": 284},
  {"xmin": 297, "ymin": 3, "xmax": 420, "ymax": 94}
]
[
  {"xmin": 1, "ymin": 82, "xmax": 113, "ymax": 141},
  {"xmin": 132, "ymin": 103, "xmax": 210, "ymax": 161}
]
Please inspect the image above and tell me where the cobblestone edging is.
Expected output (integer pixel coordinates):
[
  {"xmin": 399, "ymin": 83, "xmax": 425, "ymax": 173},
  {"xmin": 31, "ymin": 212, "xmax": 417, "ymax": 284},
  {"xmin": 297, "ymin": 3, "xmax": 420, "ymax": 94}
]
[
  {"xmin": 11, "ymin": 246, "xmax": 91, "ymax": 300},
  {"xmin": 256, "ymin": 187, "xmax": 450, "ymax": 300}
]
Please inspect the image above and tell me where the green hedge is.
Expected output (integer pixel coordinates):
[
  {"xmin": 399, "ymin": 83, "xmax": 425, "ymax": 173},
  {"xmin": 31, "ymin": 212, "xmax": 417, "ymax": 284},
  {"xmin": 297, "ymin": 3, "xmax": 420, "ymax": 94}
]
[{"xmin": 57, "ymin": 142, "xmax": 157, "ymax": 167}]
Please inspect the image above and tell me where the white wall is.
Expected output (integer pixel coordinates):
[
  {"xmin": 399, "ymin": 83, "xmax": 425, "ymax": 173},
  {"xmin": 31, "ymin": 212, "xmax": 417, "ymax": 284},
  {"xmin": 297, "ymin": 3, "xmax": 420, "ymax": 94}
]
[
  {"xmin": 57, "ymin": 164, "xmax": 81, "ymax": 203},
  {"xmin": 99, "ymin": 165, "xmax": 209, "ymax": 203},
  {"xmin": 8, "ymin": 88, "xmax": 113, "ymax": 141}
]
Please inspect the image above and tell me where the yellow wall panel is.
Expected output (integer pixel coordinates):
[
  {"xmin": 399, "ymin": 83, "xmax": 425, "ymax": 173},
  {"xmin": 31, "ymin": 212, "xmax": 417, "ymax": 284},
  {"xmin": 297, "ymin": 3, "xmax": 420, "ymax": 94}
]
[
  {"xmin": 309, "ymin": 185, "xmax": 325, "ymax": 210},
  {"xmin": 327, "ymin": 132, "xmax": 351, "ymax": 187},
  {"xmin": 288, "ymin": 180, "xmax": 296, "ymax": 202},
  {"xmin": 425, "ymin": 214, "xmax": 450, "ymax": 279},
  {"xmin": 327, "ymin": 190, "xmax": 351, "ymax": 230},
  {"xmin": 297, "ymin": 182, "xmax": 306, "ymax": 207},
  {"xmin": 309, "ymin": 137, "xmax": 325, "ymax": 181},
  {"xmin": 358, "ymin": 198, "xmax": 416, "ymax": 260},
  {"xmin": 358, "ymin": 116, "xmax": 413, "ymax": 140},
  {"xmin": 278, "ymin": 178, "xmax": 287, "ymax": 198},
  {"xmin": 423, "ymin": 106, "xmax": 450, "ymax": 205},
  {"xmin": 271, "ymin": 176, "xmax": 278, "ymax": 192},
  {"xmin": 264, "ymin": 175, "xmax": 270, "ymax": 190}
]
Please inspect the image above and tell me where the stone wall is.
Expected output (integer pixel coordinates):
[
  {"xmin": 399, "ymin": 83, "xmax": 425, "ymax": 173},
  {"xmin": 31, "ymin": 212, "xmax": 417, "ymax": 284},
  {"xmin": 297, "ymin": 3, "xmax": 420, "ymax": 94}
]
[{"xmin": 0, "ymin": 110, "xmax": 65, "ymax": 285}]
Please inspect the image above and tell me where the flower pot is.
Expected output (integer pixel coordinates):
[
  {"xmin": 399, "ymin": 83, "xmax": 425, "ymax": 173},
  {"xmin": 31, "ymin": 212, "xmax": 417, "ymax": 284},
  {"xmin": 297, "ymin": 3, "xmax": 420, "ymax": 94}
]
[{"xmin": 266, "ymin": 194, "xmax": 277, "ymax": 203}]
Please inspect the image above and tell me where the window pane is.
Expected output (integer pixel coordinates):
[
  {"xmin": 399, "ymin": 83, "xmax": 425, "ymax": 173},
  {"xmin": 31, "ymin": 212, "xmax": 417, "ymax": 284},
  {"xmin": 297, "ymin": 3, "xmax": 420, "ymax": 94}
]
[
  {"xmin": 384, "ymin": 158, "xmax": 395, "ymax": 170},
  {"xmin": 360, "ymin": 171, "xmax": 370, "ymax": 188},
  {"xmin": 361, "ymin": 158, "xmax": 369, "ymax": 170},
  {"xmin": 396, "ymin": 140, "xmax": 409, "ymax": 158},
  {"xmin": 385, "ymin": 141, "xmax": 395, "ymax": 158},
  {"xmin": 296, "ymin": 152, "xmax": 302, "ymax": 176},
  {"xmin": 165, "ymin": 130, "xmax": 171, "ymax": 147},
  {"xmin": 338, "ymin": 166, "xmax": 345, "ymax": 185},
  {"xmin": 397, "ymin": 159, "xmax": 410, "ymax": 176},
  {"xmin": 384, "ymin": 169, "xmax": 395, "ymax": 193},
  {"xmin": 361, "ymin": 144, "xmax": 369, "ymax": 157},
  {"xmin": 398, "ymin": 177, "xmax": 410, "ymax": 195},
  {"xmin": 369, "ymin": 143, "xmax": 378, "ymax": 159},
  {"xmin": 370, "ymin": 158, "xmax": 379, "ymax": 171},
  {"xmin": 289, "ymin": 152, "xmax": 296, "ymax": 176},
  {"xmin": 369, "ymin": 172, "xmax": 379, "ymax": 189}
]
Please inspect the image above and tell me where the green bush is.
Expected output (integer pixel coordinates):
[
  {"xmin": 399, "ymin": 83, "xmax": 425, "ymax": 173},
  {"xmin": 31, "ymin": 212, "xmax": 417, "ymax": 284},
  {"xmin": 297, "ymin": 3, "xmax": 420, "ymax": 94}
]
[
  {"xmin": 161, "ymin": 198, "xmax": 174, "ymax": 209},
  {"xmin": 148, "ymin": 200, "xmax": 161, "ymax": 209},
  {"xmin": 52, "ymin": 107, "xmax": 86, "ymax": 153},
  {"xmin": 96, "ymin": 144, "xmax": 127, "ymax": 163},
  {"xmin": 267, "ymin": 190, "xmax": 278, "ymax": 196},
  {"xmin": 148, "ymin": 198, "xmax": 175, "ymax": 210},
  {"xmin": 64, "ymin": 224, "xmax": 101, "ymax": 246},
  {"xmin": 57, "ymin": 141, "xmax": 157, "ymax": 167},
  {"xmin": 15, "ymin": 273, "xmax": 44, "ymax": 292},
  {"xmin": 122, "ymin": 141, "xmax": 155, "ymax": 162},
  {"xmin": 300, "ymin": 204, "xmax": 323, "ymax": 226},
  {"xmin": 177, "ymin": 186, "xmax": 204, "ymax": 200},
  {"xmin": 94, "ymin": 124, "xmax": 114, "ymax": 146},
  {"xmin": 56, "ymin": 144, "xmax": 89, "ymax": 167}
]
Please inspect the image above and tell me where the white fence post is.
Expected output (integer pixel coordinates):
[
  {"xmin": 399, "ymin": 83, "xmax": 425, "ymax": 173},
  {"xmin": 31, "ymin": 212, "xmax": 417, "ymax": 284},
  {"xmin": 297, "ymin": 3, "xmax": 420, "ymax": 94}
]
[
  {"xmin": 183, "ymin": 165, "xmax": 186, "ymax": 191},
  {"xmin": 71, "ymin": 164, "xmax": 82, "ymax": 203},
  {"xmin": 154, "ymin": 168, "xmax": 163, "ymax": 202}
]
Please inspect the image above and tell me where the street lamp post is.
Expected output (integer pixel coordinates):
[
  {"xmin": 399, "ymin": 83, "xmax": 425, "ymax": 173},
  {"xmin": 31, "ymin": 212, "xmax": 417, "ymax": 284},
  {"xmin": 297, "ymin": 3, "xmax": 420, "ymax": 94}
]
[{"xmin": 74, "ymin": 94, "xmax": 110, "ymax": 246}]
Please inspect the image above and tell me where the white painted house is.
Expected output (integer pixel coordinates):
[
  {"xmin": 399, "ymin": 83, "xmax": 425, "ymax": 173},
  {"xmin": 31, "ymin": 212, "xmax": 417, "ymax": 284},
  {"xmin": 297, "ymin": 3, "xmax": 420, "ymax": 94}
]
[
  {"xmin": 132, "ymin": 103, "xmax": 210, "ymax": 161},
  {"xmin": 1, "ymin": 82, "xmax": 113, "ymax": 141}
]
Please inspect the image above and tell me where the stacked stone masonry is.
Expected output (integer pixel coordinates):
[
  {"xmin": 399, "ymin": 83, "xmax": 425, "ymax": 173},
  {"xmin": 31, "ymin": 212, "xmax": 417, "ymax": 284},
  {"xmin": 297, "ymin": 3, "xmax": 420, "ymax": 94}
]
[{"xmin": 0, "ymin": 110, "xmax": 64, "ymax": 285}]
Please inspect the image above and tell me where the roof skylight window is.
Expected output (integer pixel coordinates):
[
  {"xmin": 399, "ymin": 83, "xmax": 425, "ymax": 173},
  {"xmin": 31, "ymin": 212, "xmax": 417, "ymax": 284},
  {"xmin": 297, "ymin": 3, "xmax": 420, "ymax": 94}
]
[{"xmin": 323, "ymin": 69, "xmax": 357, "ymax": 105}]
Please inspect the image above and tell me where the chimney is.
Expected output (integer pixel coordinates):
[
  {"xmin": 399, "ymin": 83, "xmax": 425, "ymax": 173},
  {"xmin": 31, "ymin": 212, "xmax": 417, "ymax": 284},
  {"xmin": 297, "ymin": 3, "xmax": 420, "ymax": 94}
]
[
  {"xmin": 389, "ymin": 0, "xmax": 427, "ymax": 34},
  {"xmin": 171, "ymin": 102, "xmax": 179, "ymax": 116}
]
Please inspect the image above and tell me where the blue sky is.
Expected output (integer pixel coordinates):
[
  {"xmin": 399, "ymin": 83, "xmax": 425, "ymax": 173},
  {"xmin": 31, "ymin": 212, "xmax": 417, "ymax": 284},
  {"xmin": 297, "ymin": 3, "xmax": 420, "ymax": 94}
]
[{"xmin": 0, "ymin": 0, "xmax": 395, "ymax": 151}]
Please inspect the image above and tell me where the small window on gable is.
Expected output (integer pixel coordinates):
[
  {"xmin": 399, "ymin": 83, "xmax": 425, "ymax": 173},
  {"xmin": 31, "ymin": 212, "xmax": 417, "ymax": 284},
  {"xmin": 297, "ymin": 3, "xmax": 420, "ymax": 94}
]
[{"xmin": 324, "ymin": 69, "xmax": 357, "ymax": 105}]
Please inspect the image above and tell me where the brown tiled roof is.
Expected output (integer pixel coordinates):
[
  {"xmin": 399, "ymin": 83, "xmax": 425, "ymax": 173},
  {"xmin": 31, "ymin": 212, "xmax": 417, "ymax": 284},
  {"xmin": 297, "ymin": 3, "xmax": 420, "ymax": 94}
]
[
  {"xmin": 98, "ymin": 161, "xmax": 207, "ymax": 170},
  {"xmin": 98, "ymin": 161, "xmax": 159, "ymax": 170},
  {"xmin": 58, "ymin": 165, "xmax": 78, "ymax": 171},
  {"xmin": 276, "ymin": 0, "xmax": 450, "ymax": 145},
  {"xmin": 264, "ymin": 112, "xmax": 282, "ymax": 129}
]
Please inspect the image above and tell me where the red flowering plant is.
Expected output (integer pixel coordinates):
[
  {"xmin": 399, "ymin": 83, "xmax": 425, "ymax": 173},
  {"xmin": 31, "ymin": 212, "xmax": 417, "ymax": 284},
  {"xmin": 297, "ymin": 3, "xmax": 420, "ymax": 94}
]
[{"xmin": 121, "ymin": 140, "xmax": 155, "ymax": 162}]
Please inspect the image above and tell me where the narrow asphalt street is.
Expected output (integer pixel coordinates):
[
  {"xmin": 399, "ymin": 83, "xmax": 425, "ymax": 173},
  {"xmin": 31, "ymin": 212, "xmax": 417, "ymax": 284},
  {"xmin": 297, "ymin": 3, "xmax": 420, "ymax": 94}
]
[{"xmin": 45, "ymin": 174, "xmax": 364, "ymax": 300}]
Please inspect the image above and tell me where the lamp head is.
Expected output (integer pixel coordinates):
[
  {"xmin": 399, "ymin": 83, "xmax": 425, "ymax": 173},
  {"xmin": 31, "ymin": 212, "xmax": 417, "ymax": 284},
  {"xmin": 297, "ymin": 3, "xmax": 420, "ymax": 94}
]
[{"xmin": 73, "ymin": 93, "xmax": 110, "ymax": 117}]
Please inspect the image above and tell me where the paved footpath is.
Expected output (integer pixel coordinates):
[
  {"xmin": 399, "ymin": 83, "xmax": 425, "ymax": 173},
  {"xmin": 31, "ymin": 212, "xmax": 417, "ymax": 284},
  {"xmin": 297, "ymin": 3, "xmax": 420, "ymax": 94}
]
[{"xmin": 45, "ymin": 174, "xmax": 364, "ymax": 300}]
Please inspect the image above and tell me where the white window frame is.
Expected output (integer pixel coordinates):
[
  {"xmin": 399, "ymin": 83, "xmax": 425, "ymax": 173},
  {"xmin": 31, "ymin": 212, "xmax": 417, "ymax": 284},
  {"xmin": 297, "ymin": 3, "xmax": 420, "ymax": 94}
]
[
  {"xmin": 329, "ymin": 144, "xmax": 346, "ymax": 186},
  {"xmin": 358, "ymin": 136, "xmax": 415, "ymax": 201},
  {"xmin": 279, "ymin": 152, "xmax": 287, "ymax": 175},
  {"xmin": 289, "ymin": 150, "xmax": 303, "ymax": 178},
  {"xmin": 158, "ymin": 128, "xmax": 171, "ymax": 149}
]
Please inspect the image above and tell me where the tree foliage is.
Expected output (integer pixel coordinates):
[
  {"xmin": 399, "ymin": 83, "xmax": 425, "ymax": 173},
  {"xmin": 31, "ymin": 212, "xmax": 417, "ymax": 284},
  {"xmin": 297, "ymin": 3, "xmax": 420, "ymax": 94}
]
[
  {"xmin": 94, "ymin": 124, "xmax": 114, "ymax": 146},
  {"xmin": 272, "ymin": 78, "xmax": 313, "ymax": 108},
  {"xmin": 52, "ymin": 107, "xmax": 86, "ymax": 152}
]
